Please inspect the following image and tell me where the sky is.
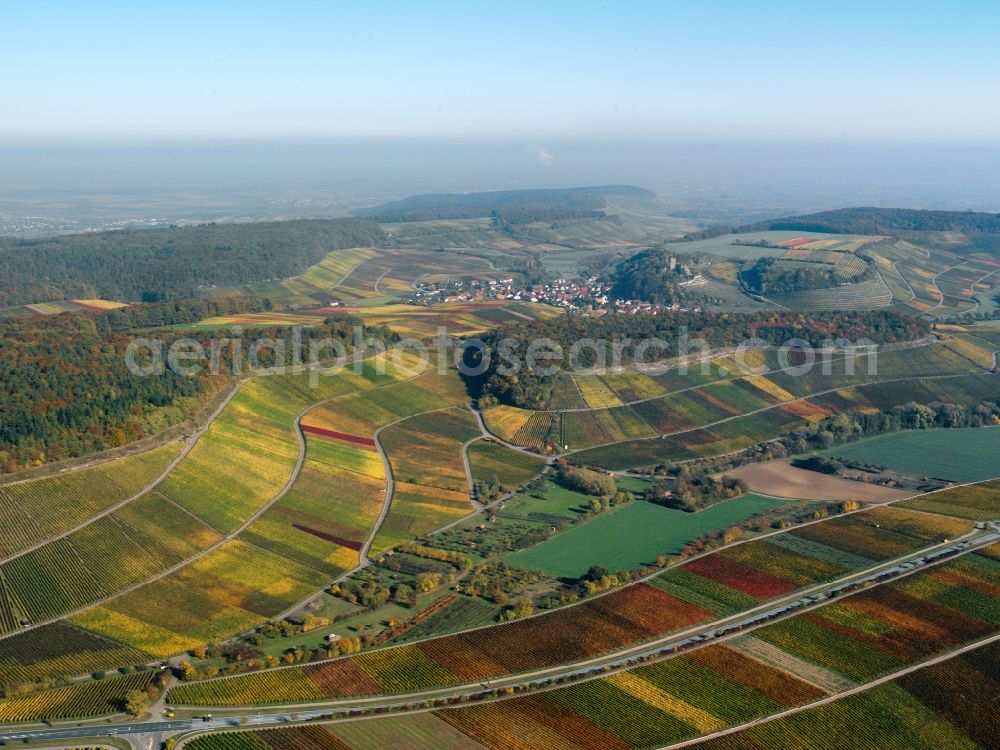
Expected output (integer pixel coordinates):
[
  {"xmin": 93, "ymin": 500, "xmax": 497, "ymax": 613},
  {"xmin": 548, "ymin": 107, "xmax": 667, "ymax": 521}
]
[{"xmin": 2, "ymin": 0, "xmax": 999, "ymax": 143}]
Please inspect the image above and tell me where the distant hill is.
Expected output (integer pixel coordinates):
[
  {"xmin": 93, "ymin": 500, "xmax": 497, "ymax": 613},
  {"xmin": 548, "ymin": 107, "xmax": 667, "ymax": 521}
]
[
  {"xmin": 354, "ymin": 185, "xmax": 655, "ymax": 223},
  {"xmin": 0, "ymin": 218, "xmax": 385, "ymax": 306},
  {"xmin": 683, "ymin": 207, "xmax": 1000, "ymax": 240}
]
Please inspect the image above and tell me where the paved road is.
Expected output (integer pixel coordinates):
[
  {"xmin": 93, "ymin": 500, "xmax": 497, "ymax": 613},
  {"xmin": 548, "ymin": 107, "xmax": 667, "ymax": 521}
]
[
  {"xmin": 0, "ymin": 711, "xmax": 335, "ymax": 746},
  {"xmin": 3, "ymin": 527, "xmax": 996, "ymax": 748}
]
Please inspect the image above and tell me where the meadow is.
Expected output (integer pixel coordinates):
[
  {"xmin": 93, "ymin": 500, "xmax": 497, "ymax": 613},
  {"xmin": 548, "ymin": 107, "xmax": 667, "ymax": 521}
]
[
  {"xmin": 822, "ymin": 427, "xmax": 1000, "ymax": 483},
  {"xmin": 503, "ymin": 496, "xmax": 791, "ymax": 578}
]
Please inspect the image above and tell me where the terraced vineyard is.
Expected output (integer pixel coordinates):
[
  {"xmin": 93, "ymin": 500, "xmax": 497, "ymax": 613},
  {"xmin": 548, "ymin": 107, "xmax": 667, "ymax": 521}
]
[
  {"xmin": 177, "ymin": 549, "xmax": 1000, "ymax": 749},
  {"xmin": 68, "ymin": 540, "xmax": 329, "ymax": 658},
  {"xmin": 168, "ymin": 583, "xmax": 713, "ymax": 705},
  {"xmin": 0, "ymin": 440, "xmax": 183, "ymax": 559},
  {"xmin": 0, "ymin": 353, "xmax": 445, "ymax": 670},
  {"xmin": 689, "ymin": 640, "xmax": 1000, "ymax": 749},
  {"xmin": 573, "ymin": 371, "xmax": 1000, "ymax": 470},
  {"xmin": 0, "ymin": 671, "xmax": 154, "ymax": 723},
  {"xmin": 344, "ymin": 299, "xmax": 562, "ymax": 338},
  {"xmin": 467, "ymin": 439, "xmax": 547, "ymax": 489},
  {"xmin": 206, "ymin": 247, "xmax": 380, "ymax": 306},
  {"xmin": 0, "ymin": 623, "xmax": 149, "ymax": 685},
  {"xmin": 0, "ymin": 354, "xmax": 436, "ymax": 636},
  {"xmin": 8, "ymin": 208, "xmax": 1000, "ymax": 750},
  {"xmin": 767, "ymin": 276, "xmax": 893, "ymax": 311},
  {"xmin": 373, "ymin": 407, "xmax": 481, "ymax": 552},
  {"xmin": 154, "ymin": 376, "xmax": 312, "ymax": 533},
  {"xmin": 900, "ymin": 478, "xmax": 1000, "ymax": 520},
  {"xmin": 166, "ymin": 507, "xmax": 974, "ymax": 708},
  {"xmin": 481, "ymin": 341, "xmax": 993, "ymax": 460}
]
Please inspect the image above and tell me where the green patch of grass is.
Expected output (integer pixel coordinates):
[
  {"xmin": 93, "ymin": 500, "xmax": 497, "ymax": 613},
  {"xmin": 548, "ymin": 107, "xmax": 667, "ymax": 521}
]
[
  {"xmin": 823, "ymin": 427, "xmax": 1000, "ymax": 483},
  {"xmin": 615, "ymin": 475, "xmax": 653, "ymax": 494},
  {"xmin": 498, "ymin": 479, "xmax": 592, "ymax": 522},
  {"xmin": 503, "ymin": 495, "xmax": 789, "ymax": 578}
]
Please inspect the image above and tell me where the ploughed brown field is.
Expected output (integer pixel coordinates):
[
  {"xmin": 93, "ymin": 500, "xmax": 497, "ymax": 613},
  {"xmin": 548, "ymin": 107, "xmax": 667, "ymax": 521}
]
[{"xmin": 723, "ymin": 461, "xmax": 913, "ymax": 503}]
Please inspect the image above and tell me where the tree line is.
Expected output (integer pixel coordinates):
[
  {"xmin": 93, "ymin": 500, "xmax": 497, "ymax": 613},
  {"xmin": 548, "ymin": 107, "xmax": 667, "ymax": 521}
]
[
  {"xmin": 0, "ymin": 217, "xmax": 384, "ymax": 306},
  {"xmin": 467, "ymin": 310, "xmax": 930, "ymax": 409},
  {"xmin": 680, "ymin": 207, "xmax": 1000, "ymax": 241},
  {"xmin": 0, "ymin": 300, "xmax": 396, "ymax": 473}
]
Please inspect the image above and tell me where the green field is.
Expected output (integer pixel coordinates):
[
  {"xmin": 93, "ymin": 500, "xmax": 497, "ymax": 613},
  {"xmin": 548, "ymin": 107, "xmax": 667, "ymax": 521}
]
[
  {"xmin": 467, "ymin": 440, "xmax": 547, "ymax": 489},
  {"xmin": 503, "ymin": 495, "xmax": 789, "ymax": 577},
  {"xmin": 823, "ymin": 427, "xmax": 1000, "ymax": 483}
]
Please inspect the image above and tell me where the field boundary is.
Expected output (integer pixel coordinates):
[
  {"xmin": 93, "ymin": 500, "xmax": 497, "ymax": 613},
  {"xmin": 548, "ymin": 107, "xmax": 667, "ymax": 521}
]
[
  {"xmin": 163, "ymin": 483, "xmax": 998, "ymax": 706},
  {"xmin": 659, "ymin": 630, "xmax": 1000, "ymax": 750},
  {"xmin": 0, "ymin": 378, "xmax": 247, "ymax": 566}
]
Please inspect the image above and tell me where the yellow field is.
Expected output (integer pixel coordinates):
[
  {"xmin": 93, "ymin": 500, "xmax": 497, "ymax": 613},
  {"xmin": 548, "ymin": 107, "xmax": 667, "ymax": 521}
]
[
  {"xmin": 196, "ymin": 311, "xmax": 322, "ymax": 327},
  {"xmin": 482, "ymin": 405, "xmax": 534, "ymax": 442},
  {"xmin": 942, "ymin": 336, "xmax": 996, "ymax": 369},
  {"xmin": 23, "ymin": 299, "xmax": 128, "ymax": 315},
  {"xmin": 345, "ymin": 300, "xmax": 561, "ymax": 339},
  {"xmin": 741, "ymin": 374, "xmax": 796, "ymax": 402},
  {"xmin": 73, "ymin": 299, "xmax": 128, "ymax": 310},
  {"xmin": 707, "ymin": 261, "xmax": 739, "ymax": 283},
  {"xmin": 606, "ymin": 672, "xmax": 724, "ymax": 732},
  {"xmin": 297, "ymin": 247, "xmax": 378, "ymax": 289},
  {"xmin": 575, "ymin": 375, "xmax": 624, "ymax": 408},
  {"xmin": 713, "ymin": 348, "xmax": 769, "ymax": 376},
  {"xmin": 69, "ymin": 541, "xmax": 328, "ymax": 657},
  {"xmin": 599, "ymin": 371, "xmax": 666, "ymax": 401},
  {"xmin": 69, "ymin": 607, "xmax": 203, "ymax": 658}
]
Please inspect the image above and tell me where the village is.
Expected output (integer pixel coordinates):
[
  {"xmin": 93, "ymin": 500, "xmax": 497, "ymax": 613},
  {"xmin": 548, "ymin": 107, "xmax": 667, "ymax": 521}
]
[{"xmin": 407, "ymin": 259, "xmax": 707, "ymax": 315}]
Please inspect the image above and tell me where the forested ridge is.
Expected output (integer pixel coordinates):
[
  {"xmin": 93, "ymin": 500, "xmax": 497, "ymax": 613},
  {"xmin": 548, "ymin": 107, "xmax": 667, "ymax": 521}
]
[
  {"xmin": 0, "ymin": 300, "xmax": 394, "ymax": 473},
  {"xmin": 467, "ymin": 310, "xmax": 930, "ymax": 409},
  {"xmin": 0, "ymin": 217, "xmax": 385, "ymax": 307},
  {"xmin": 681, "ymin": 207, "xmax": 1000, "ymax": 241},
  {"xmin": 354, "ymin": 185, "xmax": 654, "ymax": 223}
]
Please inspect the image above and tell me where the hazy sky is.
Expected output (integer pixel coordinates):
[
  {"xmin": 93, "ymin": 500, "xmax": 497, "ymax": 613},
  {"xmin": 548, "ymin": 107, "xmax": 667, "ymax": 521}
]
[{"xmin": 2, "ymin": 0, "xmax": 998, "ymax": 143}]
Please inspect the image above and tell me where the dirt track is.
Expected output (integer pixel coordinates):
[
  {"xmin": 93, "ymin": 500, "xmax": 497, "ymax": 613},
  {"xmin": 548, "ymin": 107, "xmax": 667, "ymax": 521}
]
[{"xmin": 724, "ymin": 461, "xmax": 913, "ymax": 503}]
